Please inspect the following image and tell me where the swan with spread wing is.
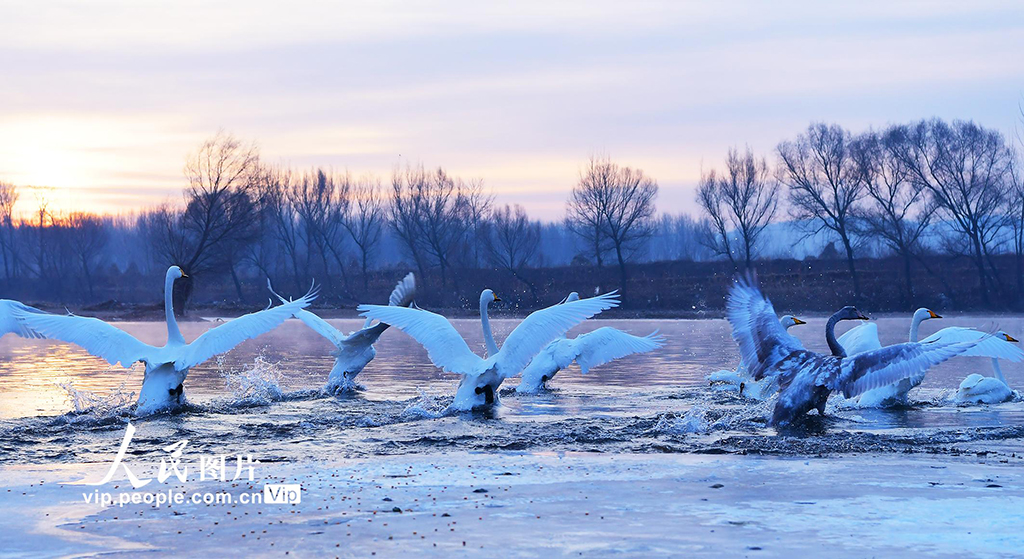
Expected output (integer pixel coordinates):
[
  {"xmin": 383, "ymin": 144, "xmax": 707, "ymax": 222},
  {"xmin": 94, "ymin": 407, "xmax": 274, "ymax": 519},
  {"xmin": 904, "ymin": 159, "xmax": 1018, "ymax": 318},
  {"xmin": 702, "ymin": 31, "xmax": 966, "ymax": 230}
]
[
  {"xmin": 727, "ymin": 274, "xmax": 977, "ymax": 426},
  {"xmin": 515, "ymin": 292, "xmax": 663, "ymax": 393},
  {"xmin": 14, "ymin": 266, "xmax": 316, "ymax": 415},
  {"xmin": 707, "ymin": 314, "xmax": 805, "ymax": 400},
  {"xmin": 838, "ymin": 308, "xmax": 1024, "ymax": 406},
  {"xmin": 269, "ymin": 273, "xmax": 416, "ymax": 393},
  {"xmin": 359, "ymin": 289, "xmax": 620, "ymax": 410}
]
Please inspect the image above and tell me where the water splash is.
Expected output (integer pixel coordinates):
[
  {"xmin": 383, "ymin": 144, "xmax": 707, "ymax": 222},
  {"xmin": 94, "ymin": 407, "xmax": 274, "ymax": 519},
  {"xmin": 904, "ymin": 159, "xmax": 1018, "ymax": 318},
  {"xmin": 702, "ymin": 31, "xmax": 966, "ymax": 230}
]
[
  {"xmin": 58, "ymin": 367, "xmax": 136, "ymax": 417},
  {"xmin": 221, "ymin": 353, "xmax": 285, "ymax": 405}
]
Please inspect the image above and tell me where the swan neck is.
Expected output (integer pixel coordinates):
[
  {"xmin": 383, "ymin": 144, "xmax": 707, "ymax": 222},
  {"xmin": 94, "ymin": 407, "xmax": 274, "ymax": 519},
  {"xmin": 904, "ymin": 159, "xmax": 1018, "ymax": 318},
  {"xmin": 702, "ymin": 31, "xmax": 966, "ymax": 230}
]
[
  {"xmin": 826, "ymin": 313, "xmax": 846, "ymax": 357},
  {"xmin": 909, "ymin": 314, "xmax": 923, "ymax": 343},
  {"xmin": 480, "ymin": 296, "xmax": 499, "ymax": 357},
  {"xmin": 993, "ymin": 358, "xmax": 1007, "ymax": 385},
  {"xmin": 165, "ymin": 272, "xmax": 185, "ymax": 345}
]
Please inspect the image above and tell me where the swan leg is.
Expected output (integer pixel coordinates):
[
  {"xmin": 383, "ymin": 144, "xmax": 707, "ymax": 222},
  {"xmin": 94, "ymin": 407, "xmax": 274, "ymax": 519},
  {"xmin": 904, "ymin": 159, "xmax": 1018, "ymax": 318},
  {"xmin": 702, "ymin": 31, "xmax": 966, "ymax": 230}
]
[{"xmin": 475, "ymin": 384, "xmax": 495, "ymax": 405}]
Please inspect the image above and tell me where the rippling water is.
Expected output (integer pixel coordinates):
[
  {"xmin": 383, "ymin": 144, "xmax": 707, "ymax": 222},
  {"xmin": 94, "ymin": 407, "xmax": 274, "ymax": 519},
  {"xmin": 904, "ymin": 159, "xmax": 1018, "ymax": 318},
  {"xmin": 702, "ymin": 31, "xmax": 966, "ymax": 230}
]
[{"xmin": 1, "ymin": 315, "xmax": 1023, "ymax": 464}]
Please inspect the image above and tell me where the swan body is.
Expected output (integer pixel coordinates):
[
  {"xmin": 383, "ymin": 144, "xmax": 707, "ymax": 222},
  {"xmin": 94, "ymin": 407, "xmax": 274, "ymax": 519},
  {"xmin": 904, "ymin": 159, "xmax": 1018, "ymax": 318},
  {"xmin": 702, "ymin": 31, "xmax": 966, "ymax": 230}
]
[
  {"xmin": 0, "ymin": 300, "xmax": 46, "ymax": 338},
  {"xmin": 727, "ymin": 275, "xmax": 976, "ymax": 426},
  {"xmin": 271, "ymin": 273, "xmax": 416, "ymax": 393},
  {"xmin": 359, "ymin": 289, "xmax": 619, "ymax": 410},
  {"xmin": 707, "ymin": 315, "xmax": 804, "ymax": 400},
  {"xmin": 15, "ymin": 266, "xmax": 316, "ymax": 415},
  {"xmin": 839, "ymin": 309, "xmax": 1024, "ymax": 407},
  {"xmin": 956, "ymin": 333, "xmax": 1018, "ymax": 404}
]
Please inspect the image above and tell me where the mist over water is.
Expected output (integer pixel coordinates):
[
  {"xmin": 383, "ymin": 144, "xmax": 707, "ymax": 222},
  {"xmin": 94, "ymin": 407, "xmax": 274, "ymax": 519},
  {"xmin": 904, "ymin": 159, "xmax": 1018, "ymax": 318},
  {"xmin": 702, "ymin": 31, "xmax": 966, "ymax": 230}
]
[{"xmin": 2, "ymin": 316, "xmax": 1023, "ymax": 465}]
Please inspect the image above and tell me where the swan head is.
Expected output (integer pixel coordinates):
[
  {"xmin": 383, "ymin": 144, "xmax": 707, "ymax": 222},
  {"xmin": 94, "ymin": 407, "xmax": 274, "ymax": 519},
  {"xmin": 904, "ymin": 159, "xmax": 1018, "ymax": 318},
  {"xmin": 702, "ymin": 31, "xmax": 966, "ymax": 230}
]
[
  {"xmin": 480, "ymin": 289, "xmax": 500, "ymax": 305},
  {"xmin": 565, "ymin": 292, "xmax": 580, "ymax": 303},
  {"xmin": 998, "ymin": 331, "xmax": 1019, "ymax": 343},
  {"xmin": 914, "ymin": 308, "xmax": 941, "ymax": 322},
  {"xmin": 167, "ymin": 266, "xmax": 187, "ymax": 281},
  {"xmin": 834, "ymin": 306, "xmax": 870, "ymax": 321},
  {"xmin": 779, "ymin": 315, "xmax": 806, "ymax": 329}
]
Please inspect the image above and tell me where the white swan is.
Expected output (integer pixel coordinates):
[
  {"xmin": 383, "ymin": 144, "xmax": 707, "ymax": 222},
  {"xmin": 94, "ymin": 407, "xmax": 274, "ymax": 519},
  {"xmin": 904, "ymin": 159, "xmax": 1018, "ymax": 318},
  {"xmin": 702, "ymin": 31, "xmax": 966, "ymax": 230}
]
[
  {"xmin": 839, "ymin": 308, "xmax": 1023, "ymax": 407},
  {"xmin": 14, "ymin": 266, "xmax": 316, "ymax": 415},
  {"xmin": 707, "ymin": 314, "xmax": 805, "ymax": 400},
  {"xmin": 515, "ymin": 293, "xmax": 663, "ymax": 393},
  {"xmin": 0, "ymin": 300, "xmax": 46, "ymax": 338},
  {"xmin": 269, "ymin": 273, "xmax": 416, "ymax": 394},
  {"xmin": 358, "ymin": 289, "xmax": 619, "ymax": 410},
  {"xmin": 957, "ymin": 332, "xmax": 1019, "ymax": 404},
  {"xmin": 727, "ymin": 274, "xmax": 976, "ymax": 426}
]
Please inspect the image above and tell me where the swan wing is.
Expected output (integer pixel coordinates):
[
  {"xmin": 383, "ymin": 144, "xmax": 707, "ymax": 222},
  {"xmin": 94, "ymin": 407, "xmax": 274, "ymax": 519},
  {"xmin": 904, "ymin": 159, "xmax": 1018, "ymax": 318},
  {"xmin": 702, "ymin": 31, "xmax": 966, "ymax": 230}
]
[
  {"xmin": 572, "ymin": 327, "xmax": 664, "ymax": 374},
  {"xmin": 838, "ymin": 340, "xmax": 975, "ymax": 398},
  {"xmin": 496, "ymin": 292, "xmax": 620, "ymax": 377},
  {"xmin": 12, "ymin": 309, "xmax": 156, "ymax": 367},
  {"xmin": 920, "ymin": 327, "xmax": 1024, "ymax": 362},
  {"xmin": 292, "ymin": 309, "xmax": 348, "ymax": 347},
  {"xmin": 176, "ymin": 288, "xmax": 316, "ymax": 370},
  {"xmin": 1, "ymin": 300, "xmax": 46, "ymax": 338},
  {"xmin": 357, "ymin": 304, "xmax": 481, "ymax": 374},
  {"xmin": 837, "ymin": 322, "xmax": 882, "ymax": 355},
  {"xmin": 726, "ymin": 275, "xmax": 804, "ymax": 381},
  {"xmin": 388, "ymin": 273, "xmax": 417, "ymax": 307}
]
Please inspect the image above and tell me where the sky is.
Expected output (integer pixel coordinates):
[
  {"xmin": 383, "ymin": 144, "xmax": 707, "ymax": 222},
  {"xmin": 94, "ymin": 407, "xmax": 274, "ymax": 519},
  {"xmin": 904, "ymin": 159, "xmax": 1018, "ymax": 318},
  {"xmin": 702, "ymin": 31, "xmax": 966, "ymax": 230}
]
[{"xmin": 1, "ymin": 0, "xmax": 1023, "ymax": 220}]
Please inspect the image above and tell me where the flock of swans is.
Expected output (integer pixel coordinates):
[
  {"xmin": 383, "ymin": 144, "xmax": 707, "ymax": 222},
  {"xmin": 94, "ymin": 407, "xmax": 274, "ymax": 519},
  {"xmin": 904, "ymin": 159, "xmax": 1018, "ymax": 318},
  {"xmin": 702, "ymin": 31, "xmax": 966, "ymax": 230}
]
[{"xmin": 0, "ymin": 267, "xmax": 1019, "ymax": 425}]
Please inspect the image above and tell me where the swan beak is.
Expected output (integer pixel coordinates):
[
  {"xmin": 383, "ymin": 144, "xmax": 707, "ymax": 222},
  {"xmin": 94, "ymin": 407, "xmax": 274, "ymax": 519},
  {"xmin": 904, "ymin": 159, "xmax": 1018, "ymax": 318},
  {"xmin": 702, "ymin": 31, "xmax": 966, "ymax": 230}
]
[
  {"xmin": 857, "ymin": 312, "xmax": 870, "ymax": 320},
  {"xmin": 493, "ymin": 294, "xmax": 501, "ymax": 302},
  {"xmin": 792, "ymin": 318, "xmax": 806, "ymax": 325},
  {"xmin": 928, "ymin": 310, "xmax": 941, "ymax": 319},
  {"xmin": 1005, "ymin": 334, "xmax": 1019, "ymax": 343},
  {"xmin": 181, "ymin": 272, "xmax": 189, "ymax": 278}
]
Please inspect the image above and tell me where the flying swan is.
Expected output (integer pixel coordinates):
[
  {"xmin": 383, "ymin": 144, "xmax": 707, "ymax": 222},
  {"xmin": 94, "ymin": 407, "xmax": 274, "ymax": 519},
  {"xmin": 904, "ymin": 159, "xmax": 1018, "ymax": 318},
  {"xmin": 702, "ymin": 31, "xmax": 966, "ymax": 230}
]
[
  {"xmin": 707, "ymin": 314, "xmax": 805, "ymax": 400},
  {"xmin": 359, "ymin": 289, "xmax": 619, "ymax": 410},
  {"xmin": 268, "ymin": 273, "xmax": 416, "ymax": 393},
  {"xmin": 727, "ymin": 275, "xmax": 976, "ymax": 426},
  {"xmin": 515, "ymin": 292, "xmax": 663, "ymax": 394},
  {"xmin": 838, "ymin": 308, "xmax": 1023, "ymax": 406},
  {"xmin": 14, "ymin": 266, "xmax": 315, "ymax": 415},
  {"xmin": 957, "ymin": 331, "xmax": 1020, "ymax": 404}
]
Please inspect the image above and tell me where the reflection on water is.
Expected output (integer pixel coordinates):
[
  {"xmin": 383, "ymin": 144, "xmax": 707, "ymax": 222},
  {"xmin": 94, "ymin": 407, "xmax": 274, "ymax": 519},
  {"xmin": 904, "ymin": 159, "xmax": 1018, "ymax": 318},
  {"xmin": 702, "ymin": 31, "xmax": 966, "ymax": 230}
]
[{"xmin": 0, "ymin": 315, "xmax": 1022, "ymax": 464}]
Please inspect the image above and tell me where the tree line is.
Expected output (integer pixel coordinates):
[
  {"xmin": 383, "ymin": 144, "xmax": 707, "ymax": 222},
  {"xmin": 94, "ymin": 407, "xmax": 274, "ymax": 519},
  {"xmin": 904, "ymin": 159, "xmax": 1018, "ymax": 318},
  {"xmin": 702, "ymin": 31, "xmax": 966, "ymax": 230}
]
[
  {"xmin": 697, "ymin": 116, "xmax": 1024, "ymax": 308},
  {"xmin": 2, "ymin": 114, "xmax": 1022, "ymax": 312}
]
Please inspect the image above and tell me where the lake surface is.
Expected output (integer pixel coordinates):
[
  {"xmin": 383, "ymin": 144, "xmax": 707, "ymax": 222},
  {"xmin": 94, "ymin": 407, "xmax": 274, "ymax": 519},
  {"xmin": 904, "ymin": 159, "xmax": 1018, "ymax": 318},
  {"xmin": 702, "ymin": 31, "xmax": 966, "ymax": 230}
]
[{"xmin": 1, "ymin": 315, "xmax": 1023, "ymax": 465}]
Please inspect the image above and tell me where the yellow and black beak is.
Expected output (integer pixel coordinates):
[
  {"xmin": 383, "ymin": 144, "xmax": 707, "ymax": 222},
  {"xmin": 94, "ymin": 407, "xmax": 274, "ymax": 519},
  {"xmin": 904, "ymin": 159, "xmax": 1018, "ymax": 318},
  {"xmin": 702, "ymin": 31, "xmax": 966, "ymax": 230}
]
[
  {"xmin": 928, "ymin": 310, "xmax": 941, "ymax": 319},
  {"xmin": 792, "ymin": 318, "xmax": 806, "ymax": 325},
  {"xmin": 857, "ymin": 312, "xmax": 870, "ymax": 321},
  {"xmin": 181, "ymin": 272, "xmax": 188, "ymax": 278},
  {"xmin": 493, "ymin": 294, "xmax": 501, "ymax": 302},
  {"xmin": 1005, "ymin": 333, "xmax": 1019, "ymax": 343}
]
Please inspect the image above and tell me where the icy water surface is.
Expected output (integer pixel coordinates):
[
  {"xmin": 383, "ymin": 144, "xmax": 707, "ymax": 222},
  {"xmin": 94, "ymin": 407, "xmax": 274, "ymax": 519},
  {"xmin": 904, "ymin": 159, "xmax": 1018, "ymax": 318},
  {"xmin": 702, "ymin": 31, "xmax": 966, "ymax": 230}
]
[{"xmin": 1, "ymin": 315, "xmax": 1023, "ymax": 464}]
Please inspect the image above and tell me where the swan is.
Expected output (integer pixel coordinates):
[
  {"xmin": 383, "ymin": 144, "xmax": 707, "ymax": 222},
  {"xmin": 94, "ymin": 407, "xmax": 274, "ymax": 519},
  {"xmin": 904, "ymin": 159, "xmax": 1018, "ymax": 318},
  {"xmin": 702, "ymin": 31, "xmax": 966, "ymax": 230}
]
[
  {"xmin": 514, "ymin": 293, "xmax": 663, "ymax": 394},
  {"xmin": 707, "ymin": 314, "xmax": 805, "ymax": 399},
  {"xmin": 358, "ymin": 289, "xmax": 619, "ymax": 410},
  {"xmin": 838, "ymin": 308, "xmax": 1023, "ymax": 406},
  {"xmin": 957, "ymin": 332, "xmax": 1019, "ymax": 404},
  {"xmin": 727, "ymin": 274, "xmax": 976, "ymax": 426},
  {"xmin": 268, "ymin": 273, "xmax": 416, "ymax": 394},
  {"xmin": 13, "ymin": 266, "xmax": 316, "ymax": 415},
  {"xmin": 0, "ymin": 300, "xmax": 46, "ymax": 338}
]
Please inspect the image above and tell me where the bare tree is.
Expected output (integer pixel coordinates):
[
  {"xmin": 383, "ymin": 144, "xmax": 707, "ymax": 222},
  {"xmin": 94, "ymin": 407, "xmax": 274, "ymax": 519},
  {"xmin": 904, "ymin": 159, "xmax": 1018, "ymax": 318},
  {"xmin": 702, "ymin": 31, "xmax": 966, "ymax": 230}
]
[
  {"xmin": 696, "ymin": 147, "xmax": 779, "ymax": 269},
  {"xmin": 145, "ymin": 132, "xmax": 261, "ymax": 310},
  {"xmin": 291, "ymin": 169, "xmax": 351, "ymax": 297},
  {"xmin": 64, "ymin": 212, "xmax": 108, "ymax": 299},
  {"xmin": 344, "ymin": 176, "xmax": 386, "ymax": 290},
  {"xmin": 485, "ymin": 204, "xmax": 540, "ymax": 300},
  {"xmin": 850, "ymin": 128, "xmax": 934, "ymax": 307},
  {"xmin": 567, "ymin": 156, "xmax": 658, "ymax": 292},
  {"xmin": 778, "ymin": 123, "xmax": 864, "ymax": 299},
  {"xmin": 0, "ymin": 182, "xmax": 20, "ymax": 284},
  {"xmin": 891, "ymin": 119, "xmax": 1014, "ymax": 306}
]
